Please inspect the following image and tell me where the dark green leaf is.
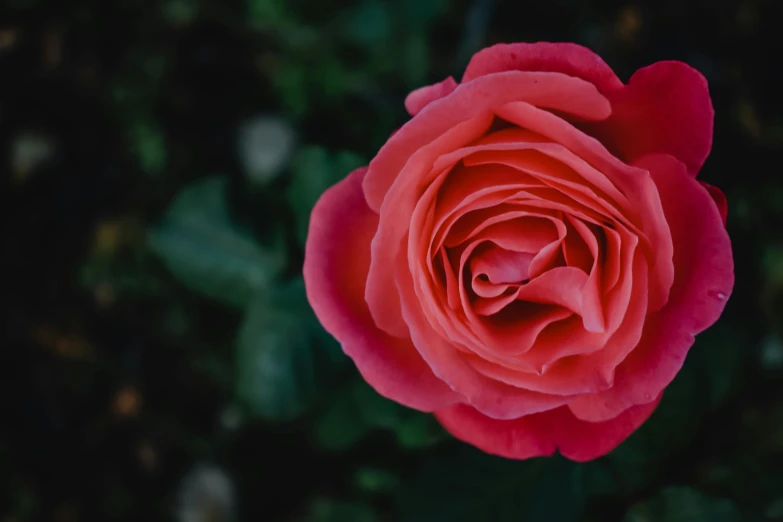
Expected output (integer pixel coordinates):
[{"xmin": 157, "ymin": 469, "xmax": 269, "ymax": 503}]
[
  {"xmin": 273, "ymin": 63, "xmax": 310, "ymax": 118},
  {"xmin": 687, "ymin": 323, "xmax": 747, "ymax": 410},
  {"xmin": 131, "ymin": 120, "xmax": 167, "ymax": 176},
  {"xmin": 286, "ymin": 147, "xmax": 365, "ymax": 246},
  {"xmin": 393, "ymin": 413, "xmax": 448, "ymax": 449},
  {"xmin": 610, "ymin": 351, "xmax": 706, "ymax": 465},
  {"xmin": 348, "ymin": 0, "xmax": 391, "ymax": 45},
  {"xmin": 581, "ymin": 460, "xmax": 619, "ymax": 498},
  {"xmin": 246, "ymin": 0, "xmax": 289, "ymax": 28},
  {"xmin": 315, "ymin": 378, "xmax": 447, "ymax": 452},
  {"xmin": 396, "ymin": 449, "xmax": 583, "ymax": 522},
  {"xmin": 603, "ymin": 325, "xmax": 746, "ymax": 492},
  {"xmin": 150, "ymin": 177, "xmax": 286, "ymax": 308},
  {"xmin": 353, "ymin": 381, "xmax": 408, "ymax": 429},
  {"xmin": 402, "ymin": 32, "xmax": 429, "ymax": 87},
  {"xmin": 624, "ymin": 487, "xmax": 743, "ymax": 522},
  {"xmin": 314, "ymin": 385, "xmax": 374, "ymax": 452},
  {"xmin": 307, "ymin": 499, "xmax": 378, "ymax": 522},
  {"xmin": 400, "ymin": 0, "xmax": 448, "ymax": 27},
  {"xmin": 354, "ymin": 467, "xmax": 399, "ymax": 493},
  {"xmin": 235, "ymin": 278, "xmax": 347, "ymax": 421}
]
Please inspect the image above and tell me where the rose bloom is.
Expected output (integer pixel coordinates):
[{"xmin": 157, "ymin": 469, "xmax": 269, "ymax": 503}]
[{"xmin": 304, "ymin": 42, "xmax": 733, "ymax": 461}]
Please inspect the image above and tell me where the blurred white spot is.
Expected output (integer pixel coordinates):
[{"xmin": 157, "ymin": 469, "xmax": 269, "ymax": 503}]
[
  {"xmin": 766, "ymin": 497, "xmax": 783, "ymax": 519},
  {"xmin": 176, "ymin": 465, "xmax": 235, "ymax": 522},
  {"xmin": 760, "ymin": 333, "xmax": 783, "ymax": 371},
  {"xmin": 11, "ymin": 131, "xmax": 56, "ymax": 182},
  {"xmin": 238, "ymin": 116, "xmax": 296, "ymax": 185},
  {"xmin": 716, "ymin": 292, "xmax": 727, "ymax": 300},
  {"xmin": 219, "ymin": 404, "xmax": 244, "ymax": 432}
]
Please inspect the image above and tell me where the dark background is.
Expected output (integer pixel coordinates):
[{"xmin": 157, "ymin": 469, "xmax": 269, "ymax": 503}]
[{"xmin": 2, "ymin": 0, "xmax": 782, "ymax": 520}]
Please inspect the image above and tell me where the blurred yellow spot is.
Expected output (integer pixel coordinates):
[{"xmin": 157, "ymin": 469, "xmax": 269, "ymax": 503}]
[
  {"xmin": 43, "ymin": 27, "xmax": 62, "ymax": 68},
  {"xmin": 616, "ymin": 6, "xmax": 641, "ymax": 42},
  {"xmin": 738, "ymin": 99, "xmax": 762, "ymax": 138},
  {"xmin": 91, "ymin": 218, "xmax": 144, "ymax": 255},
  {"xmin": 33, "ymin": 325, "xmax": 93, "ymax": 360},
  {"xmin": 93, "ymin": 221, "xmax": 123, "ymax": 254},
  {"xmin": 0, "ymin": 28, "xmax": 19, "ymax": 51},
  {"xmin": 138, "ymin": 440, "xmax": 158, "ymax": 471},
  {"xmin": 53, "ymin": 501, "xmax": 80, "ymax": 522},
  {"xmin": 93, "ymin": 283, "xmax": 117, "ymax": 309},
  {"xmin": 113, "ymin": 386, "xmax": 143, "ymax": 419}
]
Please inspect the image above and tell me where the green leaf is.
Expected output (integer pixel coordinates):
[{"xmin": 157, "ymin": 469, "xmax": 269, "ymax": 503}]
[
  {"xmin": 395, "ymin": 449, "xmax": 583, "ymax": 522},
  {"xmin": 314, "ymin": 385, "xmax": 374, "ymax": 452},
  {"xmin": 610, "ymin": 350, "xmax": 706, "ymax": 465},
  {"xmin": 353, "ymin": 381, "xmax": 408, "ymax": 429},
  {"xmin": 402, "ymin": 32, "xmax": 429, "ymax": 87},
  {"xmin": 273, "ymin": 63, "xmax": 310, "ymax": 118},
  {"xmin": 314, "ymin": 378, "xmax": 446, "ymax": 452},
  {"xmin": 687, "ymin": 323, "xmax": 746, "ymax": 410},
  {"xmin": 235, "ymin": 278, "xmax": 347, "ymax": 421},
  {"xmin": 400, "ymin": 0, "xmax": 448, "ymax": 27},
  {"xmin": 393, "ymin": 413, "xmax": 448, "ymax": 449},
  {"xmin": 601, "ymin": 325, "xmax": 746, "ymax": 493},
  {"xmin": 131, "ymin": 120, "xmax": 167, "ymax": 176},
  {"xmin": 307, "ymin": 499, "xmax": 378, "ymax": 522},
  {"xmin": 581, "ymin": 460, "xmax": 619, "ymax": 498},
  {"xmin": 150, "ymin": 177, "xmax": 286, "ymax": 308},
  {"xmin": 348, "ymin": 0, "xmax": 391, "ymax": 45},
  {"xmin": 161, "ymin": 0, "xmax": 200, "ymax": 26},
  {"xmin": 246, "ymin": 0, "xmax": 289, "ymax": 28},
  {"xmin": 286, "ymin": 146, "xmax": 365, "ymax": 246},
  {"xmin": 624, "ymin": 487, "xmax": 743, "ymax": 522},
  {"xmin": 600, "ymin": 362, "xmax": 702, "ymax": 494},
  {"xmin": 354, "ymin": 467, "xmax": 400, "ymax": 493}
]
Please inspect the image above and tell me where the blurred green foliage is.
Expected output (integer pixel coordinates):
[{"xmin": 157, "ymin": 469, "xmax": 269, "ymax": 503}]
[{"xmin": 4, "ymin": 0, "xmax": 783, "ymax": 521}]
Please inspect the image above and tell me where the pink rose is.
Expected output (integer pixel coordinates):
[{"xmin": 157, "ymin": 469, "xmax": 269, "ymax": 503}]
[{"xmin": 304, "ymin": 42, "xmax": 733, "ymax": 461}]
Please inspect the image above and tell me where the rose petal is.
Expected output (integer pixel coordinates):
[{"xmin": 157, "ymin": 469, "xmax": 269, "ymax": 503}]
[
  {"xmin": 405, "ymin": 76, "xmax": 459, "ymax": 116},
  {"xmin": 473, "ymin": 302, "xmax": 573, "ymax": 358},
  {"xmin": 589, "ymin": 61, "xmax": 714, "ymax": 176},
  {"xmin": 436, "ymin": 404, "xmax": 556, "ymax": 460},
  {"xmin": 701, "ymin": 181, "xmax": 728, "ymax": 226},
  {"xmin": 463, "ymin": 146, "xmax": 631, "ymax": 224},
  {"xmin": 470, "ymin": 245, "xmax": 534, "ymax": 285},
  {"xmin": 521, "ymin": 316, "xmax": 607, "ymax": 371},
  {"xmin": 472, "ymin": 228, "xmax": 645, "ymax": 396},
  {"xmin": 567, "ymin": 216, "xmax": 604, "ymax": 332},
  {"xmin": 303, "ymin": 167, "xmax": 461, "ymax": 411},
  {"xmin": 435, "ymin": 394, "xmax": 661, "ymax": 462},
  {"xmin": 567, "ymin": 154, "xmax": 733, "ymax": 422},
  {"xmin": 367, "ymin": 114, "xmax": 494, "ymax": 339},
  {"xmin": 451, "ymin": 212, "xmax": 559, "ymax": 254},
  {"xmin": 561, "ymin": 217, "xmax": 594, "ymax": 273},
  {"xmin": 462, "ymin": 41, "xmax": 624, "ymax": 94},
  {"xmin": 603, "ymin": 225, "xmax": 623, "ymax": 292},
  {"xmin": 561, "ymin": 249, "xmax": 648, "ymax": 380},
  {"xmin": 396, "ymin": 257, "xmax": 573, "ymax": 419},
  {"xmin": 495, "ymin": 102, "xmax": 674, "ymax": 312},
  {"xmin": 363, "ymin": 70, "xmax": 612, "ymax": 211},
  {"xmin": 455, "ymin": 238, "xmax": 557, "ymax": 365},
  {"xmin": 467, "ymin": 340, "xmax": 610, "ymax": 395},
  {"xmin": 514, "ymin": 266, "xmax": 589, "ymax": 315}
]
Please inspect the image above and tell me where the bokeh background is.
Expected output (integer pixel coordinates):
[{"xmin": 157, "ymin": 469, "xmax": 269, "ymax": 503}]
[{"xmin": 2, "ymin": 0, "xmax": 782, "ymax": 520}]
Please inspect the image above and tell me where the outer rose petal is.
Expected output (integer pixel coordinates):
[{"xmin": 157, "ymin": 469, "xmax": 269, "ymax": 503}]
[
  {"xmin": 568, "ymin": 154, "xmax": 733, "ymax": 422},
  {"xmin": 405, "ymin": 77, "xmax": 458, "ymax": 116},
  {"xmin": 303, "ymin": 167, "xmax": 461, "ymax": 411},
  {"xmin": 590, "ymin": 61, "xmax": 714, "ymax": 176},
  {"xmin": 701, "ymin": 181, "xmax": 728, "ymax": 226},
  {"xmin": 436, "ymin": 395, "xmax": 661, "ymax": 462},
  {"xmin": 363, "ymin": 70, "xmax": 612, "ymax": 212},
  {"xmin": 462, "ymin": 41, "xmax": 623, "ymax": 94}
]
